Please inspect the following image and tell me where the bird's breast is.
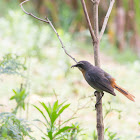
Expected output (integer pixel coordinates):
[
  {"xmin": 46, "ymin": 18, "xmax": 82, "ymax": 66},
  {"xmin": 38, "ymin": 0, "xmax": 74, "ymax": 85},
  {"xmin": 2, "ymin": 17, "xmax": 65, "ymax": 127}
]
[{"xmin": 84, "ymin": 71, "xmax": 102, "ymax": 92}]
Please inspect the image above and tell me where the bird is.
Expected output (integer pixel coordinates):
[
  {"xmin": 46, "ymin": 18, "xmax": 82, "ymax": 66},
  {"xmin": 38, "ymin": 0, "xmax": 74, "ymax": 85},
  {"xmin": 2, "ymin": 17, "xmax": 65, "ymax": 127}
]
[{"xmin": 71, "ymin": 61, "xmax": 135, "ymax": 107}]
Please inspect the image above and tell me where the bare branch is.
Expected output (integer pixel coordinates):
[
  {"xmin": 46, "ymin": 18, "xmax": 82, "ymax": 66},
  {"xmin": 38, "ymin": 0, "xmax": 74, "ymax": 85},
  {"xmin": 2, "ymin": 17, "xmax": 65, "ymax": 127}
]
[
  {"xmin": 92, "ymin": 1, "xmax": 104, "ymax": 139},
  {"xmin": 80, "ymin": 0, "xmax": 97, "ymax": 42},
  {"xmin": 20, "ymin": 0, "xmax": 49, "ymax": 23},
  {"xmin": 46, "ymin": 18, "xmax": 77, "ymax": 63},
  {"xmin": 20, "ymin": 0, "xmax": 77, "ymax": 63},
  {"xmin": 93, "ymin": 1, "xmax": 100, "ymax": 66},
  {"xmin": 99, "ymin": 0, "xmax": 115, "ymax": 40}
]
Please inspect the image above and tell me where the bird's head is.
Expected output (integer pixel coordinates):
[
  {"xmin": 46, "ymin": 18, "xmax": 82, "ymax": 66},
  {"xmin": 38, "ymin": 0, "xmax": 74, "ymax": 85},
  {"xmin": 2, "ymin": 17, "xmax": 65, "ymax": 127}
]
[{"xmin": 71, "ymin": 61, "xmax": 92, "ymax": 72}]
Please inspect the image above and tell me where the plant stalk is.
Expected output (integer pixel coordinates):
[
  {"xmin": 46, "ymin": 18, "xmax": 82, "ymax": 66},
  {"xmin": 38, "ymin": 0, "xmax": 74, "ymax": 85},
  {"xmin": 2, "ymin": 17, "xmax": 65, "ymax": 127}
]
[{"xmin": 93, "ymin": 1, "xmax": 104, "ymax": 140}]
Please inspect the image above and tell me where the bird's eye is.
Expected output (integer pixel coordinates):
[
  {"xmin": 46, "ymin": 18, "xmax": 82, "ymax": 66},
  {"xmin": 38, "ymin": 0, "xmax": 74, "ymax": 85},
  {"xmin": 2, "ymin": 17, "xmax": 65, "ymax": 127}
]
[{"xmin": 77, "ymin": 63, "xmax": 83, "ymax": 68}]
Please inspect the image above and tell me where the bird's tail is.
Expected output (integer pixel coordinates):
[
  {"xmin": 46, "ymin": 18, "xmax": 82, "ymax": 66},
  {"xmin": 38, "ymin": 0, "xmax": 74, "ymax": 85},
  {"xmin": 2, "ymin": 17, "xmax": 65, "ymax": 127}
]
[
  {"xmin": 110, "ymin": 78, "xmax": 135, "ymax": 102},
  {"xmin": 114, "ymin": 84, "xmax": 135, "ymax": 102}
]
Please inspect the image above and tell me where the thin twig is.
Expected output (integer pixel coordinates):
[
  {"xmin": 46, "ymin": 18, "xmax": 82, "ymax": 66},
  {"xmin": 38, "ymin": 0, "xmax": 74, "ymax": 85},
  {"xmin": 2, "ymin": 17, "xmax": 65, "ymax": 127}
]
[
  {"xmin": 46, "ymin": 18, "xmax": 77, "ymax": 63},
  {"xmin": 81, "ymin": 0, "xmax": 97, "ymax": 42},
  {"xmin": 93, "ymin": 1, "xmax": 100, "ymax": 67},
  {"xmin": 66, "ymin": 98, "xmax": 91, "ymax": 126},
  {"xmin": 20, "ymin": 0, "xmax": 49, "ymax": 23},
  {"xmin": 20, "ymin": 0, "xmax": 77, "ymax": 63},
  {"xmin": 99, "ymin": 0, "xmax": 115, "ymax": 40}
]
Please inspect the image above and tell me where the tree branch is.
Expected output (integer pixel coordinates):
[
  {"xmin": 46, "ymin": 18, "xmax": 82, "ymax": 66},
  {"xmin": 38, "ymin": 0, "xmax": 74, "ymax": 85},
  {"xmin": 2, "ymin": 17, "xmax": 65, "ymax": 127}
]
[
  {"xmin": 93, "ymin": 0, "xmax": 100, "ymax": 67},
  {"xmin": 80, "ymin": 0, "xmax": 97, "ymax": 42},
  {"xmin": 99, "ymin": 0, "xmax": 115, "ymax": 40},
  {"xmin": 20, "ymin": 0, "xmax": 49, "ymax": 24},
  {"xmin": 93, "ymin": 1, "xmax": 104, "ymax": 140},
  {"xmin": 20, "ymin": 0, "xmax": 77, "ymax": 63},
  {"xmin": 81, "ymin": 0, "xmax": 104, "ymax": 139}
]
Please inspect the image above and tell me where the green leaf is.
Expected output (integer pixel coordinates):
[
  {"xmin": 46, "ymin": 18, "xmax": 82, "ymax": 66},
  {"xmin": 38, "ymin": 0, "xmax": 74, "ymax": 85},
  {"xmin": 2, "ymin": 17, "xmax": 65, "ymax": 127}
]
[
  {"xmin": 51, "ymin": 103, "xmax": 70, "ymax": 125},
  {"xmin": 1, "ymin": 127, "xmax": 8, "ymax": 137},
  {"xmin": 58, "ymin": 104, "xmax": 70, "ymax": 116},
  {"xmin": 33, "ymin": 105, "xmax": 49, "ymax": 125},
  {"xmin": 48, "ymin": 130, "xmax": 53, "ymax": 140},
  {"xmin": 105, "ymin": 127, "xmax": 109, "ymax": 133},
  {"xmin": 51, "ymin": 111, "xmax": 58, "ymax": 125},
  {"xmin": 40, "ymin": 102, "xmax": 51, "ymax": 119},
  {"xmin": 54, "ymin": 126, "xmax": 73, "ymax": 138},
  {"xmin": 20, "ymin": 90, "xmax": 25, "ymax": 97},
  {"xmin": 42, "ymin": 137, "xmax": 47, "ymax": 140},
  {"xmin": 10, "ymin": 96, "xmax": 15, "ymax": 100},
  {"xmin": 110, "ymin": 133, "xmax": 117, "ymax": 139},
  {"xmin": 56, "ymin": 101, "xmax": 66, "ymax": 112},
  {"xmin": 52, "ymin": 100, "xmax": 58, "ymax": 112},
  {"xmin": 23, "ymin": 102, "xmax": 25, "ymax": 110}
]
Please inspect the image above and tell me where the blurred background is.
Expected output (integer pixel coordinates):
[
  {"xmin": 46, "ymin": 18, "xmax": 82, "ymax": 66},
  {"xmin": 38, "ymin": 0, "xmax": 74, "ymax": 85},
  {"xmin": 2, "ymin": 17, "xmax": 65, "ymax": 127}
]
[{"xmin": 0, "ymin": 0, "xmax": 140, "ymax": 140}]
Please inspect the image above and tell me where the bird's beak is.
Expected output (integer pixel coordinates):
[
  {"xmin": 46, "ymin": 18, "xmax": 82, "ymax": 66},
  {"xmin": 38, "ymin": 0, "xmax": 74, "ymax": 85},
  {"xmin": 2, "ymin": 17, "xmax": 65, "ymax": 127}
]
[{"xmin": 71, "ymin": 64, "xmax": 78, "ymax": 68}]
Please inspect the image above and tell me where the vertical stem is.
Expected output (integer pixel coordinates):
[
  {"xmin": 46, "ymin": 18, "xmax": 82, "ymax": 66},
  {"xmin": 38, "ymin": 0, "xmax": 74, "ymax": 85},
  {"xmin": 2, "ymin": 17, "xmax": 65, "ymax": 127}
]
[
  {"xmin": 93, "ymin": 1, "xmax": 104, "ymax": 140},
  {"xmin": 93, "ymin": 1, "xmax": 100, "ymax": 67},
  {"xmin": 96, "ymin": 93, "xmax": 104, "ymax": 140}
]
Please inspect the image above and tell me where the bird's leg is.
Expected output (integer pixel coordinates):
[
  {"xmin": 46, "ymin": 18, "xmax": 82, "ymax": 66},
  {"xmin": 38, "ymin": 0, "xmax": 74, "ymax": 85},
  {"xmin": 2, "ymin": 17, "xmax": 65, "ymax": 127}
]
[{"xmin": 95, "ymin": 92, "xmax": 104, "ymax": 108}]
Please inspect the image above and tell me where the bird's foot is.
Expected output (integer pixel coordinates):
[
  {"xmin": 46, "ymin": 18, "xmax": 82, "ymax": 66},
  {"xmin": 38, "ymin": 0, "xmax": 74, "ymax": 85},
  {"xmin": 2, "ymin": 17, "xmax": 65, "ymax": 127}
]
[
  {"xmin": 94, "ymin": 91, "xmax": 98, "ymax": 96},
  {"xmin": 95, "ymin": 92, "xmax": 104, "ymax": 109}
]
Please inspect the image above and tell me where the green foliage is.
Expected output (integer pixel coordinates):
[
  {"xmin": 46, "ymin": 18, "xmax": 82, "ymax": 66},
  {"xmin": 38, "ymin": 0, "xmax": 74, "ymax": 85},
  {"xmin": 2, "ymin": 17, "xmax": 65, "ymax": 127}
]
[
  {"xmin": 104, "ymin": 127, "xmax": 119, "ymax": 140},
  {"xmin": 0, "ymin": 54, "xmax": 26, "ymax": 75},
  {"xmin": 100, "ymin": 36, "xmax": 138, "ymax": 63},
  {"xmin": 92, "ymin": 102, "xmax": 122, "ymax": 140},
  {"xmin": 0, "ymin": 1, "xmax": 139, "ymax": 140},
  {"xmin": 93, "ymin": 130, "xmax": 98, "ymax": 140},
  {"xmin": 10, "ymin": 85, "xmax": 28, "ymax": 114},
  {"xmin": 33, "ymin": 100, "xmax": 82, "ymax": 140},
  {"xmin": 0, "ymin": 9, "xmax": 53, "ymax": 60},
  {"xmin": 0, "ymin": 0, "xmax": 18, "ymax": 16},
  {"xmin": 57, "ymin": 123, "xmax": 83, "ymax": 140},
  {"xmin": 57, "ymin": 2, "xmax": 76, "ymax": 31},
  {"xmin": 93, "ymin": 127, "xmax": 119, "ymax": 140},
  {"xmin": 0, "ymin": 112, "xmax": 35, "ymax": 140}
]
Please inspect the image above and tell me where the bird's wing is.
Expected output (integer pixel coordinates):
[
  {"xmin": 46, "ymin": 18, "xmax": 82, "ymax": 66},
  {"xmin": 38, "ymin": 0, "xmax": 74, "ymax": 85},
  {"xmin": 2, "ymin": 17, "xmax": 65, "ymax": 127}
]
[{"xmin": 86, "ymin": 69, "xmax": 116, "ymax": 96}]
